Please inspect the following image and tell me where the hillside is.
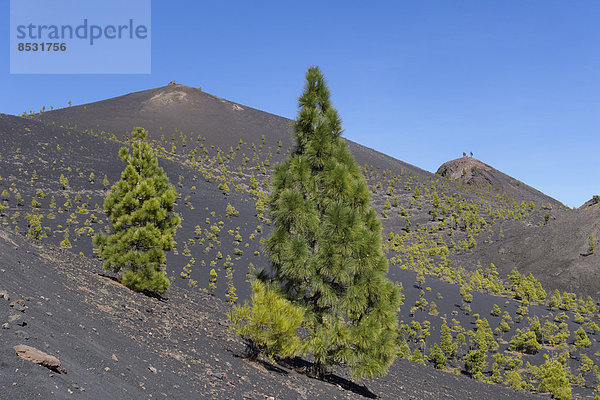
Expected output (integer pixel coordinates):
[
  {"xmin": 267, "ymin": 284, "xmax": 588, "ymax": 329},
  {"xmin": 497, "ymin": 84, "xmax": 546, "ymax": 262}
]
[
  {"xmin": 35, "ymin": 83, "xmax": 431, "ymax": 178},
  {"xmin": 0, "ymin": 227, "xmax": 546, "ymax": 399},
  {"xmin": 437, "ymin": 157, "xmax": 561, "ymax": 208},
  {"xmin": 465, "ymin": 197, "xmax": 600, "ymax": 298},
  {"xmin": 0, "ymin": 84, "xmax": 599, "ymax": 398},
  {"xmin": 30, "ymin": 83, "xmax": 583, "ymax": 296}
]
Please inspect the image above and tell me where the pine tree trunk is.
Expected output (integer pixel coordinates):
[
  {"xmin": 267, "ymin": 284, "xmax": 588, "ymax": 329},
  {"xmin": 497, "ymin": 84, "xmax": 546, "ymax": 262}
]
[
  {"xmin": 245, "ymin": 340, "xmax": 260, "ymax": 361},
  {"xmin": 311, "ymin": 360, "xmax": 326, "ymax": 379}
]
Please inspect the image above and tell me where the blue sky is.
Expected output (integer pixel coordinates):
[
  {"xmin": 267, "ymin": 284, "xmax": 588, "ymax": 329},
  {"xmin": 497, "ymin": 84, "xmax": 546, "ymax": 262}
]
[{"xmin": 2, "ymin": 1, "xmax": 599, "ymax": 207}]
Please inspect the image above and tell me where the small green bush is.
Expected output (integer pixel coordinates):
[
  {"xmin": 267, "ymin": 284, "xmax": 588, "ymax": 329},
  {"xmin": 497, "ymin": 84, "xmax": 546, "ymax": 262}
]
[
  {"xmin": 528, "ymin": 356, "xmax": 571, "ymax": 400},
  {"xmin": 428, "ymin": 343, "xmax": 446, "ymax": 369},
  {"xmin": 228, "ymin": 280, "xmax": 304, "ymax": 361},
  {"xmin": 509, "ymin": 329, "xmax": 541, "ymax": 354},
  {"xmin": 574, "ymin": 327, "xmax": 591, "ymax": 348},
  {"xmin": 465, "ymin": 349, "xmax": 487, "ymax": 378},
  {"xmin": 490, "ymin": 304, "xmax": 501, "ymax": 316}
]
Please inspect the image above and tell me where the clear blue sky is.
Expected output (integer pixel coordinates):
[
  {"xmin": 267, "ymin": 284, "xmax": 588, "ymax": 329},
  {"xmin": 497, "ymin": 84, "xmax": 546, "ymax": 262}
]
[{"xmin": 2, "ymin": 1, "xmax": 599, "ymax": 207}]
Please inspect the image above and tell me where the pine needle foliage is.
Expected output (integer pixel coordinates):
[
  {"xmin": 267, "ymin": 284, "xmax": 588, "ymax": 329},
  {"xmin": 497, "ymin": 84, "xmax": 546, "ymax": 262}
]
[
  {"xmin": 265, "ymin": 67, "xmax": 400, "ymax": 379},
  {"xmin": 228, "ymin": 280, "xmax": 304, "ymax": 361},
  {"xmin": 93, "ymin": 127, "xmax": 181, "ymax": 294},
  {"xmin": 528, "ymin": 356, "xmax": 571, "ymax": 400}
]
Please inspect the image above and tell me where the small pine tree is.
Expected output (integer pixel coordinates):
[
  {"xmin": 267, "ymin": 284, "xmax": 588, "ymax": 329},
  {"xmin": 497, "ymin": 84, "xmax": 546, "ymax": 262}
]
[
  {"xmin": 529, "ymin": 356, "xmax": 571, "ymax": 400},
  {"xmin": 574, "ymin": 327, "xmax": 591, "ymax": 348},
  {"xmin": 225, "ymin": 203, "xmax": 239, "ymax": 217},
  {"xmin": 228, "ymin": 280, "xmax": 304, "ymax": 361},
  {"xmin": 60, "ymin": 230, "xmax": 71, "ymax": 248},
  {"xmin": 398, "ymin": 340, "xmax": 411, "ymax": 359},
  {"xmin": 490, "ymin": 304, "xmax": 501, "ymax": 316},
  {"xmin": 504, "ymin": 368, "xmax": 531, "ymax": 391},
  {"xmin": 549, "ymin": 289, "xmax": 562, "ymax": 310},
  {"xmin": 428, "ymin": 343, "xmax": 446, "ymax": 369},
  {"xmin": 93, "ymin": 127, "xmax": 181, "ymax": 294},
  {"xmin": 209, "ymin": 268, "xmax": 218, "ymax": 293},
  {"xmin": 589, "ymin": 234, "xmax": 596, "ymax": 254},
  {"xmin": 465, "ymin": 349, "xmax": 487, "ymax": 378},
  {"xmin": 474, "ymin": 318, "xmax": 498, "ymax": 351},
  {"xmin": 509, "ymin": 329, "xmax": 541, "ymax": 354},
  {"xmin": 59, "ymin": 174, "xmax": 69, "ymax": 189},
  {"xmin": 440, "ymin": 323, "xmax": 457, "ymax": 358},
  {"xmin": 25, "ymin": 213, "xmax": 45, "ymax": 240},
  {"xmin": 410, "ymin": 348, "xmax": 425, "ymax": 365}
]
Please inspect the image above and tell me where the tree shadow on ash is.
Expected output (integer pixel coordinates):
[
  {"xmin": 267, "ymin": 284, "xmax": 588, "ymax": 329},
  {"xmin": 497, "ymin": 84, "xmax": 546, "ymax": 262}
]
[
  {"xmin": 278, "ymin": 357, "xmax": 378, "ymax": 399},
  {"xmin": 230, "ymin": 351, "xmax": 289, "ymax": 374},
  {"xmin": 228, "ymin": 348, "xmax": 377, "ymax": 398},
  {"xmin": 97, "ymin": 273, "xmax": 168, "ymax": 302}
]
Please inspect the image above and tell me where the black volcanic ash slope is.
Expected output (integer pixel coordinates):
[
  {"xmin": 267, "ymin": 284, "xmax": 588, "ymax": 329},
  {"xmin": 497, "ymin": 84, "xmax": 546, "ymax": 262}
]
[
  {"xmin": 26, "ymin": 83, "xmax": 600, "ymax": 299},
  {"xmin": 0, "ymin": 112, "xmax": 264, "ymax": 301},
  {"xmin": 5, "ymin": 85, "xmax": 600, "ymax": 398},
  {"xmin": 465, "ymin": 197, "xmax": 600, "ymax": 298},
  {"xmin": 35, "ymin": 83, "xmax": 431, "ymax": 177},
  {"xmin": 0, "ymin": 228, "xmax": 547, "ymax": 400}
]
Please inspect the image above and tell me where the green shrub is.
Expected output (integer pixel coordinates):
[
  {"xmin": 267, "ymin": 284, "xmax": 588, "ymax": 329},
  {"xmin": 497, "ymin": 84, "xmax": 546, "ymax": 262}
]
[
  {"xmin": 509, "ymin": 329, "xmax": 541, "ymax": 354},
  {"xmin": 574, "ymin": 327, "xmax": 591, "ymax": 348},
  {"xmin": 490, "ymin": 304, "xmax": 501, "ymax": 316},
  {"xmin": 428, "ymin": 343, "xmax": 446, "ymax": 369},
  {"xmin": 528, "ymin": 356, "xmax": 571, "ymax": 400},
  {"xmin": 228, "ymin": 280, "xmax": 304, "ymax": 361},
  {"xmin": 465, "ymin": 349, "xmax": 487, "ymax": 378}
]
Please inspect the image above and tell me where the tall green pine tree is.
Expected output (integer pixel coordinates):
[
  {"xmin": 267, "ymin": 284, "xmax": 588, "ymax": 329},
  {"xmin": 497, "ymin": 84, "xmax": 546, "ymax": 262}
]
[
  {"xmin": 266, "ymin": 67, "xmax": 400, "ymax": 379},
  {"xmin": 94, "ymin": 127, "xmax": 181, "ymax": 294}
]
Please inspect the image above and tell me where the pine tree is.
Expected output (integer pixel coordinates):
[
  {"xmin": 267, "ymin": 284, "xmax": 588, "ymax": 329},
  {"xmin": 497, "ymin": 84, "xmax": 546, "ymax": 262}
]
[
  {"xmin": 529, "ymin": 356, "xmax": 571, "ymax": 400},
  {"xmin": 440, "ymin": 323, "xmax": 457, "ymax": 358},
  {"xmin": 465, "ymin": 349, "xmax": 487, "ymax": 378},
  {"xmin": 574, "ymin": 327, "xmax": 591, "ymax": 348},
  {"xmin": 474, "ymin": 318, "xmax": 498, "ymax": 351},
  {"xmin": 265, "ymin": 67, "xmax": 400, "ymax": 379},
  {"xmin": 60, "ymin": 229, "xmax": 71, "ymax": 248},
  {"xmin": 428, "ymin": 343, "xmax": 446, "ymax": 369},
  {"xmin": 93, "ymin": 127, "xmax": 181, "ymax": 294},
  {"xmin": 228, "ymin": 280, "xmax": 304, "ymax": 361}
]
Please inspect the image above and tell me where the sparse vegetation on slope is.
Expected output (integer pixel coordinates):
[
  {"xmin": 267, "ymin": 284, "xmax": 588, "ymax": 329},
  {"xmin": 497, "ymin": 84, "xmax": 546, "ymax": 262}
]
[{"xmin": 2, "ymin": 80, "xmax": 600, "ymax": 399}]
